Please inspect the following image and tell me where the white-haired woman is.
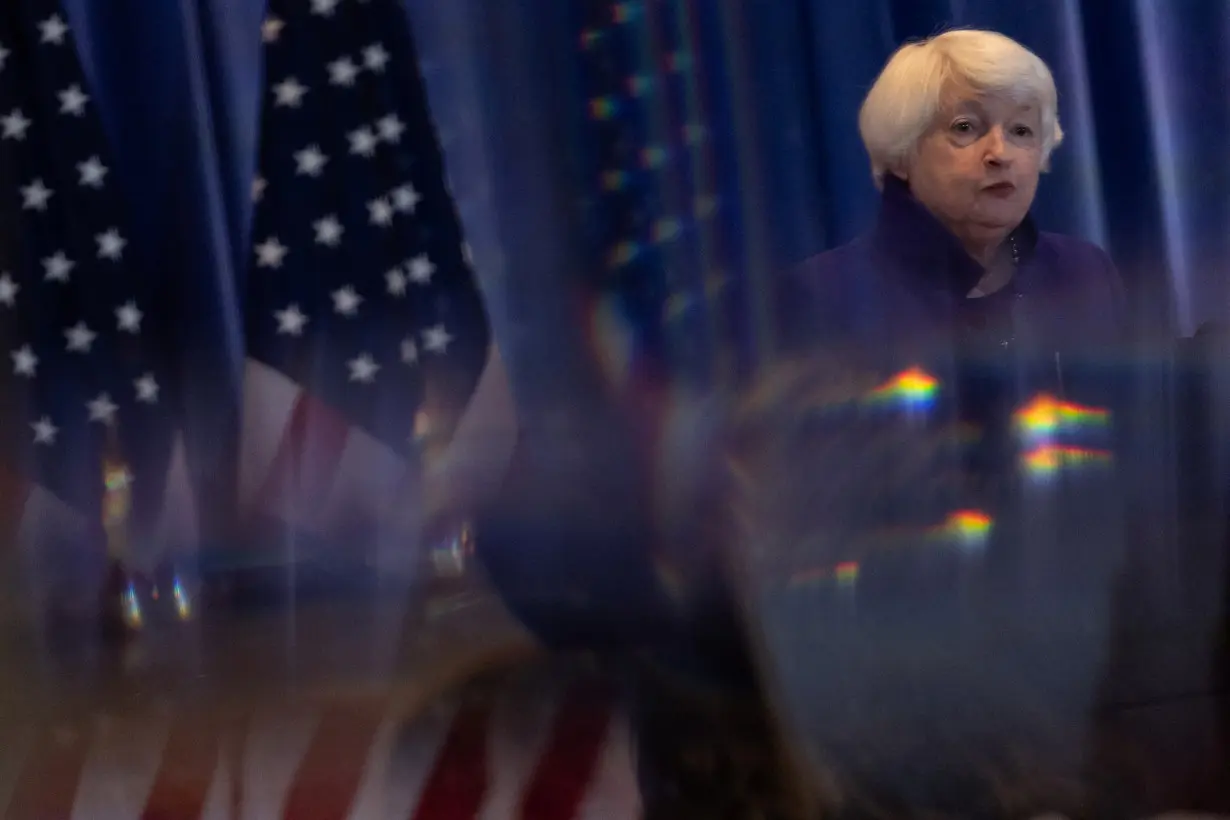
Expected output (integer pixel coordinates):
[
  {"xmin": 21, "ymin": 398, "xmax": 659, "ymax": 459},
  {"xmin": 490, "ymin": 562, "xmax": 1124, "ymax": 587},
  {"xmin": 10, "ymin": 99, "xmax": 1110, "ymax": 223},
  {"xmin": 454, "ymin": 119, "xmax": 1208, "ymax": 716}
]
[
  {"xmin": 776, "ymin": 28, "xmax": 1133, "ymax": 571},
  {"xmin": 755, "ymin": 28, "xmax": 1154, "ymax": 817},
  {"xmin": 780, "ymin": 28, "xmax": 1126, "ymax": 355}
]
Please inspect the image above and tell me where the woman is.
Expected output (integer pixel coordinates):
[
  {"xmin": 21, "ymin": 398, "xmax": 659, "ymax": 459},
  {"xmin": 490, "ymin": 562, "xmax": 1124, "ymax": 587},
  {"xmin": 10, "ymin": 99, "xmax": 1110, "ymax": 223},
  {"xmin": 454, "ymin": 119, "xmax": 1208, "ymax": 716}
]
[
  {"xmin": 779, "ymin": 28, "xmax": 1127, "ymax": 361},
  {"xmin": 728, "ymin": 28, "xmax": 1152, "ymax": 817}
]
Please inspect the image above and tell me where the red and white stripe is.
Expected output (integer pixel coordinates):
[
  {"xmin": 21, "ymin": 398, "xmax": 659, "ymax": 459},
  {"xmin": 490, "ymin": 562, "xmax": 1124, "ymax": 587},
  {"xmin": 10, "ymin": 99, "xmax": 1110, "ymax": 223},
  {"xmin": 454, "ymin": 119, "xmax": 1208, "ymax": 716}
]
[
  {"xmin": 238, "ymin": 349, "xmax": 516, "ymax": 565},
  {"xmin": 0, "ymin": 672, "xmax": 638, "ymax": 820},
  {"xmin": 0, "ymin": 434, "xmax": 199, "ymax": 605},
  {"xmin": 239, "ymin": 360, "xmax": 410, "ymax": 550}
]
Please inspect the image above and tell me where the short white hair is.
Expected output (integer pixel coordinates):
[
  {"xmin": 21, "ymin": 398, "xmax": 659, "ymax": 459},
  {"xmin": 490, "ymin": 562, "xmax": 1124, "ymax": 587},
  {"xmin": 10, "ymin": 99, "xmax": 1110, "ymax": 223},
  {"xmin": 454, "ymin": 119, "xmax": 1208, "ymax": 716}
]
[{"xmin": 858, "ymin": 29, "xmax": 1064, "ymax": 187}]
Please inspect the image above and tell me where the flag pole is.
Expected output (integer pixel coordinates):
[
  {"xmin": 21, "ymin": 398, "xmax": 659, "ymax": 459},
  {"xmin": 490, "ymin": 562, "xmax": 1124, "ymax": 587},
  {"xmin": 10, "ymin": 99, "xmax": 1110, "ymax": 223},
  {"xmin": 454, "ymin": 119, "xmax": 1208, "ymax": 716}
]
[{"xmin": 99, "ymin": 421, "xmax": 142, "ymax": 640}]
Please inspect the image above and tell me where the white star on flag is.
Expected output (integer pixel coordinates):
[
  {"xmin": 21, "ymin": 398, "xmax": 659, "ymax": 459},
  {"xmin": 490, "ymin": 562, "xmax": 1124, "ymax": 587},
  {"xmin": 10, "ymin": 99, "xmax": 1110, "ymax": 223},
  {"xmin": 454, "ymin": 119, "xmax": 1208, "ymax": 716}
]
[
  {"xmin": 0, "ymin": 273, "xmax": 17, "ymax": 306},
  {"xmin": 407, "ymin": 254, "xmax": 435, "ymax": 284},
  {"xmin": 327, "ymin": 57, "xmax": 360, "ymax": 87},
  {"xmin": 391, "ymin": 184, "xmax": 420, "ymax": 213},
  {"xmin": 115, "ymin": 301, "xmax": 143, "ymax": 333},
  {"xmin": 348, "ymin": 353, "xmax": 380, "ymax": 383},
  {"xmin": 2, "ymin": 109, "xmax": 30, "ymax": 141},
  {"xmin": 400, "ymin": 338, "xmax": 419, "ymax": 364},
  {"xmin": 77, "ymin": 155, "xmax": 108, "ymax": 187},
  {"xmin": 348, "ymin": 126, "xmax": 378, "ymax": 157},
  {"xmin": 20, "ymin": 179, "xmax": 52, "ymax": 211},
  {"xmin": 252, "ymin": 177, "xmax": 267, "ymax": 202},
  {"xmin": 273, "ymin": 77, "xmax": 308, "ymax": 108},
  {"xmin": 42, "ymin": 252, "xmax": 74, "ymax": 283},
  {"xmin": 96, "ymin": 228, "xmax": 126, "ymax": 260},
  {"xmin": 31, "ymin": 416, "xmax": 57, "ymax": 445},
  {"xmin": 87, "ymin": 393, "xmax": 118, "ymax": 424},
  {"xmin": 261, "ymin": 17, "xmax": 285, "ymax": 44},
  {"xmin": 313, "ymin": 215, "xmax": 343, "ymax": 247},
  {"xmin": 255, "ymin": 237, "xmax": 288, "ymax": 268},
  {"xmin": 11, "ymin": 345, "xmax": 36, "ymax": 377},
  {"xmin": 363, "ymin": 44, "xmax": 390, "ymax": 72},
  {"xmin": 294, "ymin": 145, "xmax": 328, "ymax": 177},
  {"xmin": 377, "ymin": 114, "xmax": 404, "ymax": 143},
  {"xmin": 423, "ymin": 323, "xmax": 453, "ymax": 354},
  {"xmin": 38, "ymin": 15, "xmax": 69, "ymax": 45},
  {"xmin": 65, "ymin": 322, "xmax": 97, "ymax": 353},
  {"xmin": 331, "ymin": 286, "xmax": 362, "ymax": 316},
  {"xmin": 368, "ymin": 197, "xmax": 393, "ymax": 226},
  {"xmin": 57, "ymin": 85, "xmax": 89, "ymax": 116},
  {"xmin": 134, "ymin": 373, "xmax": 159, "ymax": 403},
  {"xmin": 385, "ymin": 268, "xmax": 408, "ymax": 296},
  {"xmin": 275, "ymin": 304, "xmax": 308, "ymax": 336},
  {"xmin": 240, "ymin": 0, "xmax": 492, "ymax": 526}
]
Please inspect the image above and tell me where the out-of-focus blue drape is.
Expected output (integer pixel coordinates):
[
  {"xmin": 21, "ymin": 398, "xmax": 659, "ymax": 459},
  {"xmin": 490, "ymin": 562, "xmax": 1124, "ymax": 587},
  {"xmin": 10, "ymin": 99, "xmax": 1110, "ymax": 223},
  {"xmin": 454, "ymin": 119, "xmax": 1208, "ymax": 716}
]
[{"xmin": 62, "ymin": 0, "xmax": 1227, "ymax": 421}]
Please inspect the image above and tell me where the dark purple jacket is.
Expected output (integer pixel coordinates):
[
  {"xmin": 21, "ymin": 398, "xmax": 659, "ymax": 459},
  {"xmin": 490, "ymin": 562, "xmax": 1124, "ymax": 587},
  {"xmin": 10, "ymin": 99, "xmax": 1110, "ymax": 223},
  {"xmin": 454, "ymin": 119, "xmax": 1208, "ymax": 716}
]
[
  {"xmin": 776, "ymin": 176, "xmax": 1129, "ymax": 382},
  {"xmin": 774, "ymin": 176, "xmax": 1138, "ymax": 624}
]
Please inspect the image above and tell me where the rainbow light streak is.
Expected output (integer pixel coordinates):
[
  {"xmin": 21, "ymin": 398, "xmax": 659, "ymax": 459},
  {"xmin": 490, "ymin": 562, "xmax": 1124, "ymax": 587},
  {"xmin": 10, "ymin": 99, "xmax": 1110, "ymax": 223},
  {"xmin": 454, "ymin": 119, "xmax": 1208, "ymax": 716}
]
[
  {"xmin": 172, "ymin": 576, "xmax": 192, "ymax": 621},
  {"xmin": 1013, "ymin": 394, "xmax": 1110, "ymax": 442},
  {"xmin": 588, "ymin": 97, "xmax": 618, "ymax": 120},
  {"xmin": 122, "ymin": 583, "xmax": 143, "ymax": 629},
  {"xmin": 652, "ymin": 217, "xmax": 681, "ymax": 242},
  {"xmin": 606, "ymin": 240, "xmax": 641, "ymax": 268},
  {"xmin": 639, "ymin": 146, "xmax": 668, "ymax": 169},
  {"xmin": 1022, "ymin": 444, "xmax": 1113, "ymax": 476},
  {"xmin": 937, "ymin": 509, "xmax": 994, "ymax": 549},
  {"xmin": 693, "ymin": 195, "xmax": 717, "ymax": 218},
  {"xmin": 601, "ymin": 170, "xmax": 628, "ymax": 191},
  {"xmin": 611, "ymin": 2, "xmax": 636, "ymax": 23},
  {"xmin": 835, "ymin": 561, "xmax": 860, "ymax": 586},
  {"xmin": 866, "ymin": 366, "xmax": 940, "ymax": 409},
  {"xmin": 665, "ymin": 51, "xmax": 692, "ymax": 72},
  {"xmin": 788, "ymin": 561, "xmax": 861, "ymax": 589},
  {"xmin": 627, "ymin": 74, "xmax": 653, "ymax": 97},
  {"xmin": 579, "ymin": 29, "xmax": 601, "ymax": 49}
]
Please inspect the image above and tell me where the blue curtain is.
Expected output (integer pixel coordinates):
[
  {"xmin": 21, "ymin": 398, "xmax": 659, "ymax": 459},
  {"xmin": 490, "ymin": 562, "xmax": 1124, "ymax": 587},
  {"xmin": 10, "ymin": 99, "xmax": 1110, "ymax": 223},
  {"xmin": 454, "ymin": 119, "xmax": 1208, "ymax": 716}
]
[{"xmin": 58, "ymin": 0, "xmax": 1228, "ymax": 454}]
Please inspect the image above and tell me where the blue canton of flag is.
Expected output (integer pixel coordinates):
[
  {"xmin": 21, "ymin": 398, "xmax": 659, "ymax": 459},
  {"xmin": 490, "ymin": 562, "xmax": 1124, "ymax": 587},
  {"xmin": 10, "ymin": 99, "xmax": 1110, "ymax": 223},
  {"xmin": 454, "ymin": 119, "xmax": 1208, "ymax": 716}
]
[
  {"xmin": 0, "ymin": 0, "xmax": 180, "ymax": 556},
  {"xmin": 241, "ymin": 0, "xmax": 489, "ymax": 545}
]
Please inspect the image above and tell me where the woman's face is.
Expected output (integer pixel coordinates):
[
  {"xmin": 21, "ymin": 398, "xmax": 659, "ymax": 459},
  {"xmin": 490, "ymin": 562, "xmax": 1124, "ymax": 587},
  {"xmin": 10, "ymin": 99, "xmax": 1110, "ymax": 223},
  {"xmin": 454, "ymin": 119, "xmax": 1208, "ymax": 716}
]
[{"xmin": 896, "ymin": 87, "xmax": 1044, "ymax": 255}]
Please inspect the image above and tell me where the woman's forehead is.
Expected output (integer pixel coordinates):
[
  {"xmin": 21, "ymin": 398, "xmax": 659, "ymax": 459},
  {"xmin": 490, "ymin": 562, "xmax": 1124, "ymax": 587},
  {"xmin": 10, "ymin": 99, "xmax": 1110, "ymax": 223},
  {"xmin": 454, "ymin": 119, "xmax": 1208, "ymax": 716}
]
[{"xmin": 940, "ymin": 84, "xmax": 1040, "ymax": 117}]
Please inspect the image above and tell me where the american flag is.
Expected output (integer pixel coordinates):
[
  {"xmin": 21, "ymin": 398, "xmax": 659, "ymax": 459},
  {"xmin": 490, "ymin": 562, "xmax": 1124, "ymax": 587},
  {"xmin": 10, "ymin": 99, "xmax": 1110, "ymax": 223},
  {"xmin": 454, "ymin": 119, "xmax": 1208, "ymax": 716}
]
[
  {"xmin": 0, "ymin": 1, "xmax": 196, "ymax": 592},
  {"xmin": 239, "ymin": 0, "xmax": 489, "ymax": 561},
  {"xmin": 0, "ymin": 664, "xmax": 639, "ymax": 820},
  {"xmin": 574, "ymin": 0, "xmax": 739, "ymax": 399}
]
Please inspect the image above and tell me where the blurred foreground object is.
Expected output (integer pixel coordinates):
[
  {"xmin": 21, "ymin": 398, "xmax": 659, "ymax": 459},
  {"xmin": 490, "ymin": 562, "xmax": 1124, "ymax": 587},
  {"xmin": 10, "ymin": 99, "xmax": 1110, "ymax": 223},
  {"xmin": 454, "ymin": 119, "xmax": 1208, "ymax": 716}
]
[{"xmin": 720, "ymin": 357, "xmax": 1138, "ymax": 818}]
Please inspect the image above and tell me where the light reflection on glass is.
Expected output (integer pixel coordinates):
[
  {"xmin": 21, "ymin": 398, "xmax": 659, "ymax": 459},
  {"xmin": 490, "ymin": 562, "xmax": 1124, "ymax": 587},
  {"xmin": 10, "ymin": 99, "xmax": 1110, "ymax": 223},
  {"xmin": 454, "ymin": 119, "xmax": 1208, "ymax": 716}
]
[
  {"xmin": 936, "ymin": 509, "xmax": 993, "ymax": 550},
  {"xmin": 1013, "ymin": 394, "xmax": 1109, "ymax": 442},
  {"xmin": 866, "ymin": 366, "xmax": 939, "ymax": 410}
]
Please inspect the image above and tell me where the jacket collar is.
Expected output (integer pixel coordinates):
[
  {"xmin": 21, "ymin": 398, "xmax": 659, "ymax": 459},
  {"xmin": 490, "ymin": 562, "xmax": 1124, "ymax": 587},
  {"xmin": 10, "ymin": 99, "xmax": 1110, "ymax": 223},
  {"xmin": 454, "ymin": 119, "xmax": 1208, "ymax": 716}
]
[{"xmin": 872, "ymin": 175, "xmax": 1040, "ymax": 299}]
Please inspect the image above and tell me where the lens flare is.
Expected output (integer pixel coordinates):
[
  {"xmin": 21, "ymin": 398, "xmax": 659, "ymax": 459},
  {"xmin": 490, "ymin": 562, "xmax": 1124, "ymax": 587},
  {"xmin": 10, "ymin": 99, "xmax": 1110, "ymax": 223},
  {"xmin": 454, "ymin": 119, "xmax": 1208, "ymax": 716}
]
[
  {"xmin": 938, "ymin": 509, "xmax": 994, "ymax": 550},
  {"xmin": 866, "ymin": 366, "xmax": 939, "ymax": 410},
  {"xmin": 1013, "ymin": 394, "xmax": 1109, "ymax": 441}
]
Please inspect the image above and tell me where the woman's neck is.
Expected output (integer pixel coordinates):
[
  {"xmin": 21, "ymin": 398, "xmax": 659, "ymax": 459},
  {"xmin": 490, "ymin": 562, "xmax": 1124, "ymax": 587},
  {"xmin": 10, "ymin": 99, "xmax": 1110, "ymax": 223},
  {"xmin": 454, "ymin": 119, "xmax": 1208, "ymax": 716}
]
[{"xmin": 966, "ymin": 241, "xmax": 1016, "ymax": 297}]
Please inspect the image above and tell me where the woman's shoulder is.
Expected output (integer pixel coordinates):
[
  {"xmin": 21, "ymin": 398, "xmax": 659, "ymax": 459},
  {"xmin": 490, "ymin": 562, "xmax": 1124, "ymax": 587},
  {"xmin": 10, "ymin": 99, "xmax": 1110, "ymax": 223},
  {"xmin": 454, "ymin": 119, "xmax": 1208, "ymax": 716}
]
[
  {"xmin": 789, "ymin": 234, "xmax": 877, "ymax": 279},
  {"xmin": 1035, "ymin": 231, "xmax": 1127, "ymax": 303},
  {"xmin": 1037, "ymin": 230, "xmax": 1116, "ymax": 268},
  {"xmin": 774, "ymin": 236, "xmax": 877, "ymax": 350}
]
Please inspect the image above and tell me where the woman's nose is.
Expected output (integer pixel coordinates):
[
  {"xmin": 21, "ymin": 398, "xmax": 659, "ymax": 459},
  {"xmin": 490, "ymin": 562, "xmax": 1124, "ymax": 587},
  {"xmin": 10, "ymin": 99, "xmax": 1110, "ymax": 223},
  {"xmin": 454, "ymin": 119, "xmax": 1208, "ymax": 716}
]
[{"xmin": 983, "ymin": 129, "xmax": 1010, "ymax": 167}]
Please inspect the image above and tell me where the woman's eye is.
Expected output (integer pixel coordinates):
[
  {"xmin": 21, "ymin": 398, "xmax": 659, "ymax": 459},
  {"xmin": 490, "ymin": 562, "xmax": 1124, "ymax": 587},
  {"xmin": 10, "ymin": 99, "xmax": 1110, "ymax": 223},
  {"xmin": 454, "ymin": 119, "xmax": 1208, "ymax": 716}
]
[
  {"xmin": 952, "ymin": 121, "xmax": 974, "ymax": 133},
  {"xmin": 1012, "ymin": 125, "xmax": 1034, "ymax": 137}
]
